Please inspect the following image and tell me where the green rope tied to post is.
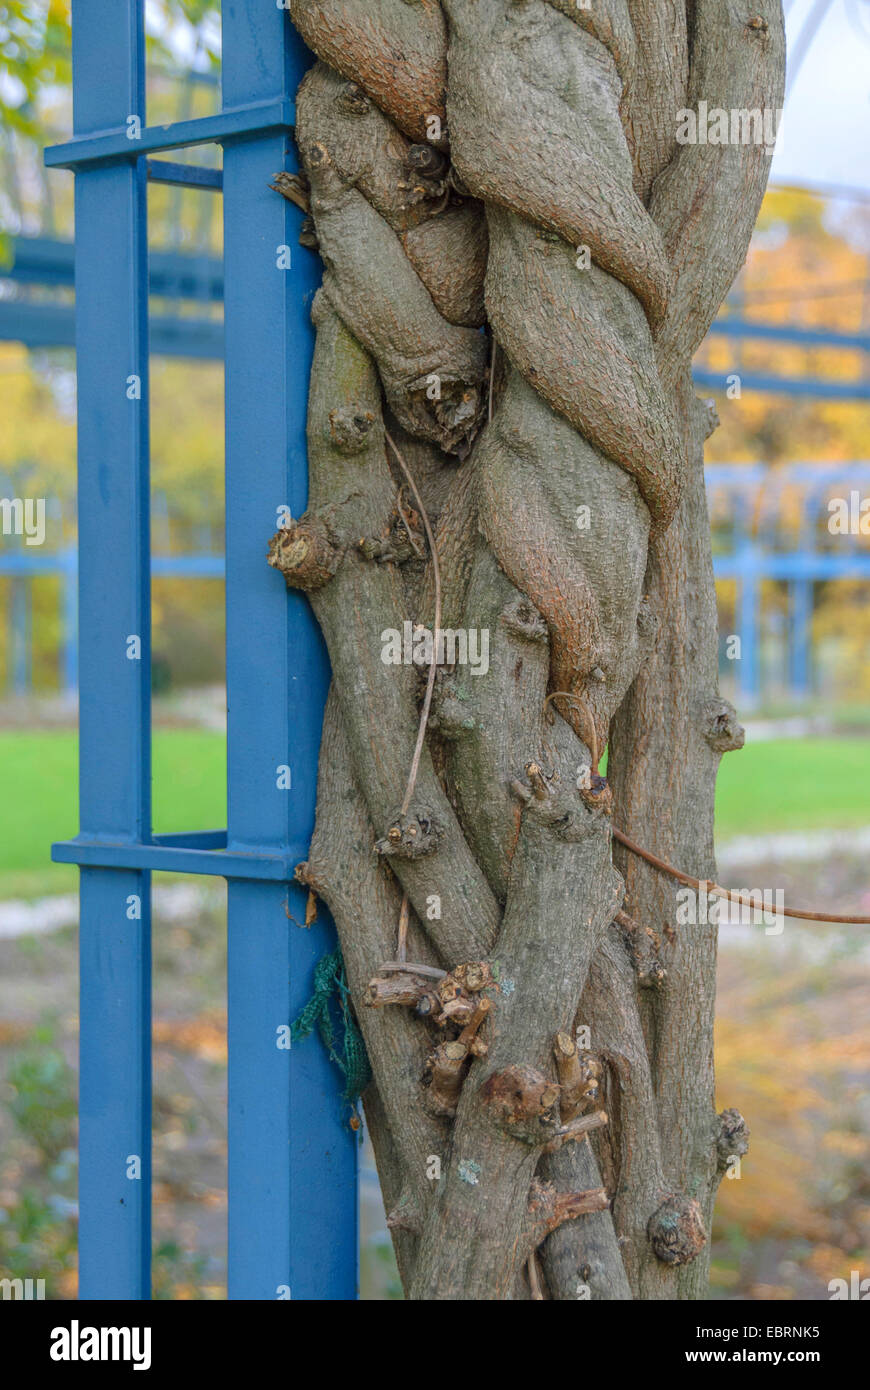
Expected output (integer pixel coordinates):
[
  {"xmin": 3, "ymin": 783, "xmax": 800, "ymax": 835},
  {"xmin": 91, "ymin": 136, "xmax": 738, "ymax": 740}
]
[{"xmin": 291, "ymin": 947, "xmax": 371, "ymax": 1107}]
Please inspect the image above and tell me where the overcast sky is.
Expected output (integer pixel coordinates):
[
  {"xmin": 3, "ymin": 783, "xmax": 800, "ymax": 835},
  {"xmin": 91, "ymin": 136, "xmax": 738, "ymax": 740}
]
[{"xmin": 771, "ymin": 0, "xmax": 870, "ymax": 197}]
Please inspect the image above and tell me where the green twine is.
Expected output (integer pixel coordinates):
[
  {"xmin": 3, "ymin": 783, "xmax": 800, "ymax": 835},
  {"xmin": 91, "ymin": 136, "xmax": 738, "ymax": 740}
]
[{"xmin": 291, "ymin": 947, "xmax": 372, "ymax": 1106}]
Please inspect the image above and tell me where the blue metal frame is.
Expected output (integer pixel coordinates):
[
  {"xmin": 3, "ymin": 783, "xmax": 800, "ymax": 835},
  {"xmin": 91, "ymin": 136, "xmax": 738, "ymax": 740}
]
[
  {"xmin": 46, "ymin": 0, "xmax": 357, "ymax": 1301},
  {"xmin": 693, "ymin": 367, "xmax": 870, "ymax": 401},
  {"xmin": 0, "ymin": 549, "xmax": 223, "ymax": 699},
  {"xmin": 708, "ymin": 316, "xmax": 870, "ymax": 352},
  {"xmin": 707, "ymin": 463, "xmax": 870, "ymax": 704},
  {"xmin": 44, "ymin": 101, "xmax": 296, "ymax": 170},
  {"xmin": 0, "ymin": 300, "xmax": 224, "ymax": 358}
]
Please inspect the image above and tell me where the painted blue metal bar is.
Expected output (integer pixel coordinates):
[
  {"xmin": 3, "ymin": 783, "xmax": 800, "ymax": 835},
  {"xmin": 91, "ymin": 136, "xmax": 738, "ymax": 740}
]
[
  {"xmin": 735, "ymin": 547, "xmax": 760, "ymax": 706},
  {"xmin": 706, "ymin": 462, "xmax": 870, "ymax": 482},
  {"xmin": 146, "ymin": 160, "xmax": 223, "ymax": 191},
  {"xmin": 708, "ymin": 317, "xmax": 870, "ymax": 352},
  {"xmin": 52, "ymin": 836, "xmax": 303, "ymax": 880},
  {"xmin": 11, "ymin": 577, "xmax": 31, "ymax": 696},
  {"xmin": 151, "ymin": 553, "xmax": 224, "ymax": 576},
  {"xmin": 62, "ymin": 545, "xmax": 77, "ymax": 697},
  {"xmin": 789, "ymin": 578, "xmax": 813, "ymax": 696},
  {"xmin": 693, "ymin": 367, "xmax": 870, "ymax": 401},
  {"xmin": 152, "ymin": 830, "xmax": 226, "ymax": 849},
  {"xmin": 0, "ymin": 547, "xmax": 222, "ymax": 698},
  {"xmin": 66, "ymin": 0, "xmax": 152, "ymax": 1301},
  {"xmin": 3, "ymin": 237, "xmax": 223, "ymax": 301},
  {"xmin": 0, "ymin": 552, "xmax": 223, "ymax": 575},
  {"xmin": 44, "ymin": 97, "xmax": 295, "ymax": 170},
  {"xmin": 2, "ymin": 236, "xmax": 78, "ymax": 285},
  {"xmin": 713, "ymin": 553, "xmax": 870, "ymax": 579},
  {"xmin": 0, "ymin": 300, "xmax": 223, "ymax": 359},
  {"xmin": 221, "ymin": 6, "xmax": 357, "ymax": 1300}
]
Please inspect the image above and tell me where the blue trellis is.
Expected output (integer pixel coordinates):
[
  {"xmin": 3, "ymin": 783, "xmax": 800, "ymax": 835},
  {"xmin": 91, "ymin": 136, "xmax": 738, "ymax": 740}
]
[{"xmin": 45, "ymin": 0, "xmax": 357, "ymax": 1301}]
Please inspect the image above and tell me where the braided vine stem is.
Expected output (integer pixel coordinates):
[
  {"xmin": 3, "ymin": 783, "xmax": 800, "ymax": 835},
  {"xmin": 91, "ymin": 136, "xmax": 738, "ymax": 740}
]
[{"xmin": 271, "ymin": 0, "xmax": 785, "ymax": 1300}]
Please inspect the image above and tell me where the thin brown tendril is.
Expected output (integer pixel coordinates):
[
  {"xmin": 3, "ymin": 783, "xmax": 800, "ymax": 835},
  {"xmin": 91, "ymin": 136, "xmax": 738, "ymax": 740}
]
[
  {"xmin": 612, "ymin": 827, "xmax": 870, "ymax": 925},
  {"xmin": 488, "ymin": 338, "xmax": 497, "ymax": 423},
  {"xmin": 396, "ymin": 487, "xmax": 426, "ymax": 558},
  {"xmin": 385, "ymin": 427, "xmax": 442, "ymax": 818}
]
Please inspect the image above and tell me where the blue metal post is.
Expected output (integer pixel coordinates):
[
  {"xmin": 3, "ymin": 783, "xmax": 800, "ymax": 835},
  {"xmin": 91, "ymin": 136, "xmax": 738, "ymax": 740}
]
[
  {"xmin": 71, "ymin": 0, "xmax": 152, "ymax": 1299},
  {"xmin": 727, "ymin": 491, "xmax": 760, "ymax": 708},
  {"xmin": 789, "ymin": 578, "xmax": 813, "ymax": 698},
  {"xmin": 737, "ymin": 555, "xmax": 760, "ymax": 707},
  {"xmin": 49, "ymin": 0, "xmax": 360, "ymax": 1303},
  {"xmin": 62, "ymin": 545, "xmax": 78, "ymax": 698},
  {"xmin": 11, "ymin": 576, "xmax": 31, "ymax": 695},
  {"xmin": 221, "ymin": 6, "xmax": 358, "ymax": 1299}
]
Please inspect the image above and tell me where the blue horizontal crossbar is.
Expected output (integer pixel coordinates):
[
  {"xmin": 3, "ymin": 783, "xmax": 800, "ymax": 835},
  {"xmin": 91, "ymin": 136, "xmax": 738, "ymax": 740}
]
[
  {"xmin": 0, "ymin": 551, "xmax": 223, "ymax": 577},
  {"xmin": 45, "ymin": 98, "xmax": 295, "ymax": 170},
  {"xmin": 708, "ymin": 317, "xmax": 870, "ymax": 352},
  {"xmin": 706, "ymin": 461, "xmax": 870, "ymax": 484},
  {"xmin": 693, "ymin": 368, "xmax": 870, "ymax": 401},
  {"xmin": 0, "ymin": 300, "xmax": 223, "ymax": 358},
  {"xmin": 146, "ymin": 159, "xmax": 223, "ymax": 190},
  {"xmin": 151, "ymin": 553, "xmax": 224, "ymax": 576},
  {"xmin": 152, "ymin": 829, "xmax": 227, "ymax": 849},
  {"xmin": 0, "ymin": 552, "xmax": 76, "ymax": 575},
  {"xmin": 4, "ymin": 237, "xmax": 224, "ymax": 303},
  {"xmin": 51, "ymin": 833, "xmax": 307, "ymax": 880},
  {"xmin": 714, "ymin": 552, "xmax": 870, "ymax": 580}
]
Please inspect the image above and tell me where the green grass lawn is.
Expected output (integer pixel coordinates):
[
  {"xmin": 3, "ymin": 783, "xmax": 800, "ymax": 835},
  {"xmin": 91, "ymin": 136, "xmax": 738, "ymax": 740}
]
[
  {"xmin": 0, "ymin": 730, "xmax": 226, "ymax": 898},
  {"xmin": 0, "ymin": 730, "xmax": 866, "ymax": 898},
  {"xmin": 715, "ymin": 737, "xmax": 870, "ymax": 838}
]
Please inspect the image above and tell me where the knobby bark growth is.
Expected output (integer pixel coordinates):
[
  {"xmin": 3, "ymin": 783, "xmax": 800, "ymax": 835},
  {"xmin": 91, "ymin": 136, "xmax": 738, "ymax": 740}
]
[{"xmin": 268, "ymin": 0, "xmax": 785, "ymax": 1300}]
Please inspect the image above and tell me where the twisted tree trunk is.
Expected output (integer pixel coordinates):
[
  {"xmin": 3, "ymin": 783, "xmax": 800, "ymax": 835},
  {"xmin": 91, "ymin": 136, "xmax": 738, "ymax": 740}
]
[{"xmin": 269, "ymin": 0, "xmax": 785, "ymax": 1300}]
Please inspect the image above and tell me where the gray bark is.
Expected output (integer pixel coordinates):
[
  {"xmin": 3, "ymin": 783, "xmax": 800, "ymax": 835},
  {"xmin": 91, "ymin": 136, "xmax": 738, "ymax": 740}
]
[{"xmin": 270, "ymin": 0, "xmax": 785, "ymax": 1299}]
